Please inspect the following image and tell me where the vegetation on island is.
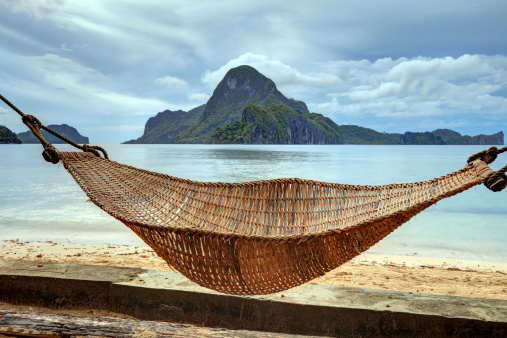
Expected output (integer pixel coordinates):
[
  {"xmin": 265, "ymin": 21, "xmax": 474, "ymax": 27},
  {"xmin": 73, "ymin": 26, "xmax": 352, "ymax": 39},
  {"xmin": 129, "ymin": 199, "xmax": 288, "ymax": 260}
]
[
  {"xmin": 124, "ymin": 105, "xmax": 205, "ymax": 144},
  {"xmin": 207, "ymin": 104, "xmax": 343, "ymax": 144},
  {"xmin": 0, "ymin": 125, "xmax": 22, "ymax": 144},
  {"xmin": 339, "ymin": 125, "xmax": 504, "ymax": 145},
  {"xmin": 338, "ymin": 125, "xmax": 402, "ymax": 144}
]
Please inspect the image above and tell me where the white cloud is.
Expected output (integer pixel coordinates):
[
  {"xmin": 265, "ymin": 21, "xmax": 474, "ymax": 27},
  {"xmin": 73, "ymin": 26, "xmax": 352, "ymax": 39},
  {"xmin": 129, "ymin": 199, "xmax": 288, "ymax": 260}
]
[
  {"xmin": 0, "ymin": 0, "xmax": 66, "ymax": 19},
  {"xmin": 202, "ymin": 53, "xmax": 342, "ymax": 89},
  {"xmin": 155, "ymin": 75, "xmax": 188, "ymax": 90},
  {"xmin": 19, "ymin": 53, "xmax": 102, "ymax": 84},
  {"xmin": 416, "ymin": 119, "xmax": 472, "ymax": 131},
  {"xmin": 17, "ymin": 53, "xmax": 170, "ymax": 117},
  {"xmin": 313, "ymin": 55, "xmax": 507, "ymax": 125},
  {"xmin": 0, "ymin": 106, "xmax": 26, "ymax": 132},
  {"xmin": 334, "ymin": 55, "xmax": 507, "ymax": 103},
  {"xmin": 188, "ymin": 93, "xmax": 210, "ymax": 102}
]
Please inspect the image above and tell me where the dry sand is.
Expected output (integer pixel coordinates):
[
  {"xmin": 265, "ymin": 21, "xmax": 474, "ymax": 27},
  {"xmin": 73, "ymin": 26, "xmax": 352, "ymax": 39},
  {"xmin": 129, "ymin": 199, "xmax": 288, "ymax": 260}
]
[{"xmin": 1, "ymin": 240, "xmax": 506, "ymax": 301}]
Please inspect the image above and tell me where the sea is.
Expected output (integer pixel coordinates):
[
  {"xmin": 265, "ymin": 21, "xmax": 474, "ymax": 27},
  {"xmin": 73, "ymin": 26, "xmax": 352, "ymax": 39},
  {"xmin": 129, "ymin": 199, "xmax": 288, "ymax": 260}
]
[{"xmin": 1, "ymin": 144, "xmax": 506, "ymax": 263}]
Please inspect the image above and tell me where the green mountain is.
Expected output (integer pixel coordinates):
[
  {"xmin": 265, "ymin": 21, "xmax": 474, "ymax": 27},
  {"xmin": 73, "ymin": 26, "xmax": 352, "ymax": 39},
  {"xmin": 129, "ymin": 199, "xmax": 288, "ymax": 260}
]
[
  {"xmin": 340, "ymin": 125, "xmax": 504, "ymax": 145},
  {"xmin": 430, "ymin": 129, "xmax": 504, "ymax": 145},
  {"xmin": 17, "ymin": 124, "xmax": 89, "ymax": 144},
  {"xmin": 173, "ymin": 65, "xmax": 310, "ymax": 143},
  {"xmin": 207, "ymin": 104, "xmax": 343, "ymax": 144},
  {"xmin": 0, "ymin": 125, "xmax": 22, "ymax": 144},
  {"xmin": 124, "ymin": 105, "xmax": 205, "ymax": 144},
  {"xmin": 339, "ymin": 125, "xmax": 402, "ymax": 144},
  {"xmin": 399, "ymin": 131, "xmax": 445, "ymax": 145}
]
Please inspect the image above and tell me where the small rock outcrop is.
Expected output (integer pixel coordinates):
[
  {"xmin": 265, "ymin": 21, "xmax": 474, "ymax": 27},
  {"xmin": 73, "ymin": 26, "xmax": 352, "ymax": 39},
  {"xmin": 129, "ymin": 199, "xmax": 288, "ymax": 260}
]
[{"xmin": 123, "ymin": 105, "xmax": 205, "ymax": 144}]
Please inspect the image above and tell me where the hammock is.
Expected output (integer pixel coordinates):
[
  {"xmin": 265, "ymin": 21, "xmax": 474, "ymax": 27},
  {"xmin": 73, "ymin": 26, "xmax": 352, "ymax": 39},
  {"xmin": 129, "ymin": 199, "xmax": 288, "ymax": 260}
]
[{"xmin": 2, "ymin": 94, "xmax": 506, "ymax": 295}]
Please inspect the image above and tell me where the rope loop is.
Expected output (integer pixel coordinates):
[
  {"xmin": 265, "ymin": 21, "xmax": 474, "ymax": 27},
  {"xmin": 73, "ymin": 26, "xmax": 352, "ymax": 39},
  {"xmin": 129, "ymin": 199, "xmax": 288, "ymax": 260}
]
[
  {"xmin": 467, "ymin": 146, "xmax": 498, "ymax": 164},
  {"xmin": 483, "ymin": 146, "xmax": 499, "ymax": 164},
  {"xmin": 82, "ymin": 144, "xmax": 101, "ymax": 157},
  {"xmin": 468, "ymin": 145, "xmax": 507, "ymax": 192},
  {"xmin": 91, "ymin": 145, "xmax": 108, "ymax": 159},
  {"xmin": 484, "ymin": 171, "xmax": 507, "ymax": 192}
]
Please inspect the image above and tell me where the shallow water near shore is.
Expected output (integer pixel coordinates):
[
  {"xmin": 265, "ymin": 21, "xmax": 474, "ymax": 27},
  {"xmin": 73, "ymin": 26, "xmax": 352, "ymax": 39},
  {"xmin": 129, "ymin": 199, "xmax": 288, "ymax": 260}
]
[{"xmin": 1, "ymin": 144, "xmax": 506, "ymax": 263}]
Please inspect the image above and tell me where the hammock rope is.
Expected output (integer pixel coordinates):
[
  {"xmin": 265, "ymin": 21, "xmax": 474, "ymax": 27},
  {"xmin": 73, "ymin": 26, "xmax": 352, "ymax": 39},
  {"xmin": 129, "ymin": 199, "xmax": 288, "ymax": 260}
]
[
  {"xmin": 1, "ymin": 93, "xmax": 506, "ymax": 295},
  {"xmin": 467, "ymin": 146, "xmax": 507, "ymax": 192}
]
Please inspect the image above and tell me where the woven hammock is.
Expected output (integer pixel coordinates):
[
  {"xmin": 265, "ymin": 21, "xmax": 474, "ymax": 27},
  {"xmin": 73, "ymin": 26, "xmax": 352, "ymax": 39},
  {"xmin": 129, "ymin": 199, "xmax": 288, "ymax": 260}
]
[{"xmin": 2, "ymin": 94, "xmax": 507, "ymax": 295}]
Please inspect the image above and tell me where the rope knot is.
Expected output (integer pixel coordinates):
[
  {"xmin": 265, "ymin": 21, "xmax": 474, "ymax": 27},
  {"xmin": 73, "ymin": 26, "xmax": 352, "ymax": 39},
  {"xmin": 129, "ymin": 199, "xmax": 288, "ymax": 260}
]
[
  {"xmin": 82, "ymin": 144, "xmax": 101, "ymax": 158},
  {"xmin": 484, "ymin": 171, "xmax": 507, "ymax": 192},
  {"xmin": 22, "ymin": 115, "xmax": 42, "ymax": 129},
  {"xmin": 42, "ymin": 146, "xmax": 60, "ymax": 164}
]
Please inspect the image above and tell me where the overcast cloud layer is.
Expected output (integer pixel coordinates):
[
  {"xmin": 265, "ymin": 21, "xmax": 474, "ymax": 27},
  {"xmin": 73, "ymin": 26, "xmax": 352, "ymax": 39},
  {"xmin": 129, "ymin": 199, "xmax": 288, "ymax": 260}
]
[{"xmin": 1, "ymin": 0, "xmax": 506, "ymax": 143}]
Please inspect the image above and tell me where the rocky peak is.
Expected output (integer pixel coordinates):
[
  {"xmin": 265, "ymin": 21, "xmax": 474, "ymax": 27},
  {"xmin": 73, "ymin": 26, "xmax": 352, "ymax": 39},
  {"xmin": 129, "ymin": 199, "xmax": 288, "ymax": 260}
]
[
  {"xmin": 207, "ymin": 65, "xmax": 277, "ymax": 110},
  {"xmin": 174, "ymin": 65, "xmax": 309, "ymax": 143}
]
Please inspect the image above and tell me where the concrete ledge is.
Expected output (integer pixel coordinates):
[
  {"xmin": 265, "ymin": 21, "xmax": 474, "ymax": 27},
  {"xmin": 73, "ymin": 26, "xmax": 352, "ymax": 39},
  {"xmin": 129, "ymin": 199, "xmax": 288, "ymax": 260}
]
[{"xmin": 1, "ymin": 261, "xmax": 506, "ymax": 337}]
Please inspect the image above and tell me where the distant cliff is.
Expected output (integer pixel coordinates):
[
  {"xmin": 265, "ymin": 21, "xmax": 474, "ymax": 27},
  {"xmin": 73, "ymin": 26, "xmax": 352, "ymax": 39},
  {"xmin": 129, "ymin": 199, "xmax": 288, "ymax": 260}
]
[
  {"xmin": 430, "ymin": 129, "xmax": 504, "ymax": 145},
  {"xmin": 17, "ymin": 124, "xmax": 89, "ymax": 144},
  {"xmin": 207, "ymin": 104, "xmax": 343, "ymax": 144},
  {"xmin": 0, "ymin": 125, "xmax": 21, "ymax": 144},
  {"xmin": 124, "ymin": 105, "xmax": 205, "ymax": 144},
  {"xmin": 400, "ymin": 129, "xmax": 504, "ymax": 145},
  {"xmin": 340, "ymin": 125, "xmax": 504, "ymax": 145},
  {"xmin": 399, "ymin": 131, "xmax": 445, "ymax": 145}
]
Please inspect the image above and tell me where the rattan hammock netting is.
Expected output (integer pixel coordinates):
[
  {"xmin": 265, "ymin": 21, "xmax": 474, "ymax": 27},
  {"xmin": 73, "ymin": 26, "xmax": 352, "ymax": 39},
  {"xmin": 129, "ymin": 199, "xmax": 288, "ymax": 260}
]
[{"xmin": 2, "ymin": 93, "xmax": 506, "ymax": 295}]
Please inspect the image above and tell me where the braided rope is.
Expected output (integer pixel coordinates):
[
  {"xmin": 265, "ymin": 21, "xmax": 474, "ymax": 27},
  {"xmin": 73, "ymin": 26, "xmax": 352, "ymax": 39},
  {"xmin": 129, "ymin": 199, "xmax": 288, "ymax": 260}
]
[
  {"xmin": 468, "ymin": 146, "xmax": 507, "ymax": 192},
  {"xmin": 0, "ymin": 93, "xmax": 108, "ymax": 161}
]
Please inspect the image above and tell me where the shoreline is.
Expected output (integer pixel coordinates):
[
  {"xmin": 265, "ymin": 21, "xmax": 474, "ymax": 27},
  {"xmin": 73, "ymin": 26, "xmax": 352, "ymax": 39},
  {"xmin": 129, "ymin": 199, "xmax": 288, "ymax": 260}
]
[{"xmin": 1, "ymin": 240, "xmax": 506, "ymax": 300}]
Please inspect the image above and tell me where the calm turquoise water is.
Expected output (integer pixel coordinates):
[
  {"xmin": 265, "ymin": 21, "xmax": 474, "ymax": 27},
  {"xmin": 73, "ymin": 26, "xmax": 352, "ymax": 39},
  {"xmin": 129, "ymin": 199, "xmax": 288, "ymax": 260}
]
[{"xmin": 1, "ymin": 144, "xmax": 506, "ymax": 262}]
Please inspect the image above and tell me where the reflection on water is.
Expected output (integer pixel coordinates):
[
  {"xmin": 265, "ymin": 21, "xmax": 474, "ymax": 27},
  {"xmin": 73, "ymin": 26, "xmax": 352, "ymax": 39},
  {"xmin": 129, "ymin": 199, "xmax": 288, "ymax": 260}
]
[{"xmin": 1, "ymin": 144, "xmax": 506, "ymax": 262}]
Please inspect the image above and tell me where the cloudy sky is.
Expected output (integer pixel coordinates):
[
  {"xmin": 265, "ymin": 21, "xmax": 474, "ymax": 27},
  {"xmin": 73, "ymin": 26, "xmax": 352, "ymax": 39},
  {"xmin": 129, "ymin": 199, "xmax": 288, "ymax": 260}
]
[{"xmin": 1, "ymin": 0, "xmax": 506, "ymax": 144}]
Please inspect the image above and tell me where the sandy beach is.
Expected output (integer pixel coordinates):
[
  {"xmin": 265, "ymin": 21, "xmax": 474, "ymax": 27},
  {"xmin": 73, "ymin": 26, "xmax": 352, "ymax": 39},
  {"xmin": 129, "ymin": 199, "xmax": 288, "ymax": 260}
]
[{"xmin": 1, "ymin": 239, "xmax": 506, "ymax": 301}]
